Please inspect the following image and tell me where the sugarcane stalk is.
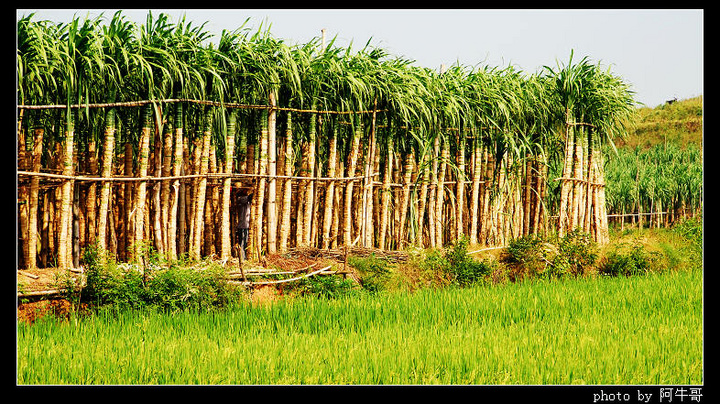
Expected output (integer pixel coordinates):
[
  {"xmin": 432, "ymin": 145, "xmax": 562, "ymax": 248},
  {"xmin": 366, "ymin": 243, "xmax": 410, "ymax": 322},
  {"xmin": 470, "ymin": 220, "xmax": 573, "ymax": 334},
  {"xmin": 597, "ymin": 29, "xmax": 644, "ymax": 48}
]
[
  {"xmin": 190, "ymin": 107, "xmax": 213, "ymax": 260},
  {"xmin": 469, "ymin": 135, "xmax": 482, "ymax": 244},
  {"xmin": 398, "ymin": 152, "xmax": 414, "ymax": 248},
  {"xmin": 379, "ymin": 135, "xmax": 393, "ymax": 249},
  {"xmin": 161, "ymin": 112, "xmax": 173, "ymax": 255},
  {"xmin": 321, "ymin": 119, "xmax": 338, "ymax": 249},
  {"xmin": 280, "ymin": 110, "xmax": 294, "ymax": 251},
  {"xmin": 428, "ymin": 135, "xmax": 439, "ymax": 248},
  {"xmin": 57, "ymin": 109, "xmax": 75, "ymax": 269},
  {"xmin": 85, "ymin": 137, "xmax": 98, "ymax": 246},
  {"xmin": 96, "ymin": 108, "xmax": 116, "ymax": 254},
  {"xmin": 152, "ymin": 108, "xmax": 165, "ymax": 257},
  {"xmin": 435, "ymin": 134, "xmax": 448, "ymax": 247},
  {"xmin": 267, "ymin": 91, "xmax": 278, "ymax": 253},
  {"xmin": 220, "ymin": 109, "xmax": 236, "ymax": 260},
  {"xmin": 254, "ymin": 108, "xmax": 269, "ymax": 257},
  {"xmin": 455, "ymin": 131, "xmax": 466, "ymax": 240},
  {"xmin": 167, "ymin": 103, "xmax": 184, "ymax": 260},
  {"xmin": 343, "ymin": 116, "xmax": 362, "ymax": 246},
  {"xmin": 302, "ymin": 104, "xmax": 318, "ymax": 248},
  {"xmin": 133, "ymin": 104, "xmax": 153, "ymax": 262},
  {"xmin": 558, "ymin": 109, "xmax": 575, "ymax": 238},
  {"xmin": 26, "ymin": 126, "xmax": 44, "ymax": 269}
]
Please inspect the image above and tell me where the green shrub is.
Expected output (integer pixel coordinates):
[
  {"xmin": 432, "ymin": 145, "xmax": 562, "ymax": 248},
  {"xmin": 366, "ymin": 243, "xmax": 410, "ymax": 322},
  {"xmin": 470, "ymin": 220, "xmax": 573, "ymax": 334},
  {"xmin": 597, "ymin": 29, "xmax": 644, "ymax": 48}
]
[
  {"xmin": 445, "ymin": 238, "xmax": 493, "ymax": 286},
  {"xmin": 556, "ymin": 230, "xmax": 598, "ymax": 277},
  {"xmin": 599, "ymin": 242, "xmax": 661, "ymax": 276},
  {"xmin": 75, "ymin": 244, "xmax": 243, "ymax": 313},
  {"xmin": 76, "ymin": 244, "xmax": 147, "ymax": 310},
  {"xmin": 504, "ymin": 236, "xmax": 548, "ymax": 280},
  {"xmin": 294, "ymin": 275, "xmax": 359, "ymax": 299},
  {"xmin": 503, "ymin": 230, "xmax": 597, "ymax": 280},
  {"xmin": 348, "ymin": 254, "xmax": 392, "ymax": 293},
  {"xmin": 418, "ymin": 238, "xmax": 492, "ymax": 287}
]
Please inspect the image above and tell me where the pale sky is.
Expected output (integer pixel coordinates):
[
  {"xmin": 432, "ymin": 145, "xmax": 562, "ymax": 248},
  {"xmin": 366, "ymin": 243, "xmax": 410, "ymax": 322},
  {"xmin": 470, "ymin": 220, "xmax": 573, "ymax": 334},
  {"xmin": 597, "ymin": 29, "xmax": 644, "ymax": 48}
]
[{"xmin": 17, "ymin": 8, "xmax": 704, "ymax": 108}]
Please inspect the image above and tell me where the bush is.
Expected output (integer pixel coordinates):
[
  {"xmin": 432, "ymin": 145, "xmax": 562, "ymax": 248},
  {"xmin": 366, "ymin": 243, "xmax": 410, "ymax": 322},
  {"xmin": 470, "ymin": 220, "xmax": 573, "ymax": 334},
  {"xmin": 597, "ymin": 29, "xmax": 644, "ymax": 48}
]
[
  {"xmin": 77, "ymin": 244, "xmax": 147, "ymax": 310},
  {"xmin": 294, "ymin": 275, "xmax": 359, "ymax": 299},
  {"xmin": 599, "ymin": 242, "xmax": 661, "ymax": 276},
  {"xmin": 445, "ymin": 238, "xmax": 493, "ymax": 286},
  {"xmin": 419, "ymin": 238, "xmax": 492, "ymax": 287},
  {"xmin": 673, "ymin": 216, "xmax": 702, "ymax": 245},
  {"xmin": 504, "ymin": 236, "xmax": 548, "ymax": 280},
  {"xmin": 556, "ymin": 230, "xmax": 598, "ymax": 277},
  {"xmin": 503, "ymin": 230, "xmax": 597, "ymax": 280},
  {"xmin": 144, "ymin": 264, "xmax": 239, "ymax": 312},
  {"xmin": 348, "ymin": 254, "xmax": 392, "ymax": 293},
  {"xmin": 75, "ymin": 244, "xmax": 244, "ymax": 313}
]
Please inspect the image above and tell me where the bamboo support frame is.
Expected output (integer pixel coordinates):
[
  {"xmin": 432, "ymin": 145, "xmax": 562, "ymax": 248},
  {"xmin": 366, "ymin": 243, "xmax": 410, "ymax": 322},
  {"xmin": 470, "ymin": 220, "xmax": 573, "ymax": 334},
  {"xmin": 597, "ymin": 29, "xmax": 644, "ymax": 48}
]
[
  {"xmin": 18, "ymin": 88, "xmax": 674, "ymax": 272},
  {"xmin": 17, "ymin": 170, "xmax": 377, "ymax": 183},
  {"xmin": 17, "ymin": 98, "xmax": 385, "ymax": 115},
  {"xmin": 18, "ymin": 15, "xmax": 668, "ymax": 278}
]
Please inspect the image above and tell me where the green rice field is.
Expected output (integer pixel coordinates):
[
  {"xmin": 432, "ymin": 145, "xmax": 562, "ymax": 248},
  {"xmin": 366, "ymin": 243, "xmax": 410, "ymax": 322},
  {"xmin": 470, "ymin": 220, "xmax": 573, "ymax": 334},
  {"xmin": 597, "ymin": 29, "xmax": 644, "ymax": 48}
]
[{"xmin": 17, "ymin": 268, "xmax": 702, "ymax": 385}]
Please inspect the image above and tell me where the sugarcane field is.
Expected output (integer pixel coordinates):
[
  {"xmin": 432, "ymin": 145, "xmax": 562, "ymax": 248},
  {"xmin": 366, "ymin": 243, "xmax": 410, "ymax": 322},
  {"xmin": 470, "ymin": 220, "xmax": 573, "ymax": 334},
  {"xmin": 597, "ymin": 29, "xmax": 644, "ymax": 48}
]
[{"xmin": 16, "ymin": 10, "xmax": 703, "ymax": 388}]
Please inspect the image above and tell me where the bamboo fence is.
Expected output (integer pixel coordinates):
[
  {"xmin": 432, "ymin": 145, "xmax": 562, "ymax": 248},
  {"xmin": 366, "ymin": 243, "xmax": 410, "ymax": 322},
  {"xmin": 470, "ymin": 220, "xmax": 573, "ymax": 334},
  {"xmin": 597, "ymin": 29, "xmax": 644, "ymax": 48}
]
[{"xmin": 15, "ymin": 97, "xmax": 622, "ymax": 270}]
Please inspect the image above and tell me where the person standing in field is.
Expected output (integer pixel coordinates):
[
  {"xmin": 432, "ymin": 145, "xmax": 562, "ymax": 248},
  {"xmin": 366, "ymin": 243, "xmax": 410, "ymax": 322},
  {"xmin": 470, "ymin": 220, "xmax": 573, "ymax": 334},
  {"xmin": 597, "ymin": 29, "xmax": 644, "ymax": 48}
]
[{"xmin": 235, "ymin": 186, "xmax": 253, "ymax": 262}]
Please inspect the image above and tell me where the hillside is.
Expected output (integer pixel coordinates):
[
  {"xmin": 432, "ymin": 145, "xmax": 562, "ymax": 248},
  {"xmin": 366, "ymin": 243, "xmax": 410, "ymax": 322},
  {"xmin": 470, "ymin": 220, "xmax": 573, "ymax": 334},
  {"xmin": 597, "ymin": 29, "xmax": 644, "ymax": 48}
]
[{"xmin": 615, "ymin": 96, "xmax": 703, "ymax": 150}]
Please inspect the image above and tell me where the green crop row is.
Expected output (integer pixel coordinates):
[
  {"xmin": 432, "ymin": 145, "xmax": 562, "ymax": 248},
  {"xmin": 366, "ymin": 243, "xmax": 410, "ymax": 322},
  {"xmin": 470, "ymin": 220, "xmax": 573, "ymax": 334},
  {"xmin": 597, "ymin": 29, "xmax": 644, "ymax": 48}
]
[{"xmin": 17, "ymin": 265, "xmax": 702, "ymax": 385}]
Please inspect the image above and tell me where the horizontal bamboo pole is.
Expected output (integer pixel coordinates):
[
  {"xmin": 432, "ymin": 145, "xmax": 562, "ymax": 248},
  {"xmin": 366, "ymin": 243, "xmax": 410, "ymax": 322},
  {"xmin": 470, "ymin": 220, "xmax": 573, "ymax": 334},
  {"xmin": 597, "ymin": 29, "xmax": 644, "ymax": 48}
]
[
  {"xmin": 229, "ymin": 265, "xmax": 333, "ymax": 286},
  {"xmin": 371, "ymin": 179, "xmax": 487, "ymax": 188},
  {"xmin": 226, "ymin": 263, "xmax": 318, "ymax": 278},
  {"xmin": 606, "ymin": 212, "xmax": 667, "ymax": 217},
  {"xmin": 17, "ymin": 170, "xmax": 379, "ymax": 183},
  {"xmin": 18, "ymin": 288, "xmax": 67, "ymax": 298},
  {"xmin": 17, "ymin": 98, "xmax": 385, "ymax": 115},
  {"xmin": 566, "ymin": 121, "xmax": 597, "ymax": 128},
  {"xmin": 467, "ymin": 246, "xmax": 507, "ymax": 255},
  {"xmin": 554, "ymin": 176, "xmax": 606, "ymax": 187},
  {"xmin": 549, "ymin": 212, "xmax": 667, "ymax": 219},
  {"xmin": 18, "ymin": 271, "xmax": 40, "ymax": 279}
]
